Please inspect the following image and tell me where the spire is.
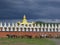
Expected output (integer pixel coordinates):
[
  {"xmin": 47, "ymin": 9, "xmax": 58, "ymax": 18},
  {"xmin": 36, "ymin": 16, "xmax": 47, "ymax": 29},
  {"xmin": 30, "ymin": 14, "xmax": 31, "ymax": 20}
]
[
  {"xmin": 22, "ymin": 15, "xmax": 28, "ymax": 24},
  {"xmin": 23, "ymin": 15, "xmax": 26, "ymax": 19}
]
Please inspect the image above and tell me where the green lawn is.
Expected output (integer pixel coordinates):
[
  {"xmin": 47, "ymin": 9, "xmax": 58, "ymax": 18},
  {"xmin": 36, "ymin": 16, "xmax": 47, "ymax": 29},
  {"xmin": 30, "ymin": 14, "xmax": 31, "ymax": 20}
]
[{"xmin": 0, "ymin": 38, "xmax": 55, "ymax": 45}]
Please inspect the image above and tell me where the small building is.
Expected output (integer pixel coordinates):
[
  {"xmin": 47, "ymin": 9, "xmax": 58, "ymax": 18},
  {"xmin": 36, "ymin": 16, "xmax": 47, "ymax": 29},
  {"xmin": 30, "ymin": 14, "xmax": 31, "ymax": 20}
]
[{"xmin": 0, "ymin": 15, "xmax": 60, "ymax": 38}]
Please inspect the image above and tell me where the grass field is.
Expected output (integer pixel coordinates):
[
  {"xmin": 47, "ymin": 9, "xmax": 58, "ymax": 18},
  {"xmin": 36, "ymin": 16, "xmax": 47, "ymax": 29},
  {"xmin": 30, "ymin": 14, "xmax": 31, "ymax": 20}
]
[{"xmin": 0, "ymin": 38, "xmax": 55, "ymax": 45}]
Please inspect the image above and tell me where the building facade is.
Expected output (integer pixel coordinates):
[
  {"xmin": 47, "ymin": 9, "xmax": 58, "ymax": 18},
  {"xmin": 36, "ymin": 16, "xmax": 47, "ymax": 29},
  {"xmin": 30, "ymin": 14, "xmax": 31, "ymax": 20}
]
[{"xmin": 0, "ymin": 15, "xmax": 60, "ymax": 38}]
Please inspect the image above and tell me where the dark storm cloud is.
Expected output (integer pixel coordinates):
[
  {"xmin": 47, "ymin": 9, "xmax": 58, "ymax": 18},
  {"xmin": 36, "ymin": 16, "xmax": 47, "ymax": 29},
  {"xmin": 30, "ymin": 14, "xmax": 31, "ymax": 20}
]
[{"xmin": 0, "ymin": 0, "xmax": 60, "ymax": 19}]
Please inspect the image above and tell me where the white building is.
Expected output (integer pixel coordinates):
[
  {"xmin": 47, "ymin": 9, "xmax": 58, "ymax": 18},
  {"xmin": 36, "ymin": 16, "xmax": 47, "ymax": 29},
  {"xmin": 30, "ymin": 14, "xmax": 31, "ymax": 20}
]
[{"xmin": 0, "ymin": 15, "xmax": 60, "ymax": 32}]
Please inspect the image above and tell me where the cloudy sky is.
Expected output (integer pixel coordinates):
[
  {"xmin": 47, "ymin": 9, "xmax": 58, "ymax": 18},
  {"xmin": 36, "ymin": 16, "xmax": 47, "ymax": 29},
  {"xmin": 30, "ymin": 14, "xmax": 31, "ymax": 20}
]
[{"xmin": 0, "ymin": 0, "xmax": 60, "ymax": 19}]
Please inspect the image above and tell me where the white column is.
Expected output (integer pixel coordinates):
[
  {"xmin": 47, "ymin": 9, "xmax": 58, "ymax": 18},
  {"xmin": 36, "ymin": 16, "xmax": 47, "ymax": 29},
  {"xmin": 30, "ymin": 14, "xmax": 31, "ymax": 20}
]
[
  {"xmin": 48, "ymin": 24, "xmax": 50, "ymax": 28},
  {"xmin": 24, "ymin": 24, "xmax": 25, "ymax": 27},
  {"xmin": 55, "ymin": 28, "xmax": 57, "ymax": 32},
  {"xmin": 30, "ymin": 28, "xmax": 32, "ymax": 32},
  {"xmin": 48, "ymin": 28, "xmax": 50, "ymax": 32},
  {"xmin": 44, "ymin": 28, "xmax": 46, "ymax": 32},
  {"xmin": 37, "ymin": 24, "xmax": 40, "ymax": 28},
  {"xmin": 15, "ymin": 23, "xmax": 18, "ymax": 27},
  {"xmin": 35, "ymin": 24, "xmax": 36, "ymax": 27},
  {"xmin": 31, "ymin": 24, "xmax": 33, "ymax": 27},
  {"xmin": 26, "ymin": 28, "xmax": 28, "ymax": 32},
  {"xmin": 2, "ymin": 27, "xmax": 5, "ymax": 31},
  {"xmin": 45, "ymin": 24, "xmax": 47, "ymax": 28},
  {"xmin": 58, "ymin": 24, "xmax": 60, "ymax": 28},
  {"xmin": 52, "ymin": 24, "xmax": 54, "ymax": 28},
  {"xmin": 58, "ymin": 29, "xmax": 60, "ymax": 32},
  {"xmin": 14, "ymin": 27, "xmax": 17, "ymax": 31},
  {"xmin": 51, "ymin": 28, "xmax": 53, "ymax": 32},
  {"xmin": 41, "ymin": 28, "xmax": 43, "ymax": 32},
  {"xmin": 41, "ymin": 24, "xmax": 43, "ymax": 28},
  {"xmin": 10, "ymin": 27, "xmax": 13, "ymax": 31},
  {"xmin": 6, "ymin": 27, "xmax": 9, "ymax": 31},
  {"xmin": 37, "ymin": 28, "xmax": 39, "ymax": 32},
  {"xmin": 55, "ymin": 24, "xmax": 57, "ymax": 28},
  {"xmin": 33, "ymin": 28, "xmax": 36, "ymax": 32}
]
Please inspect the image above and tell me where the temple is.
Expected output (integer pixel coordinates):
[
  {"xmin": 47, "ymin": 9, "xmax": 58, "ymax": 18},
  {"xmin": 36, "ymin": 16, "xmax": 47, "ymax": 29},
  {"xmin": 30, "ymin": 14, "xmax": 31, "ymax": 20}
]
[{"xmin": 0, "ymin": 15, "xmax": 60, "ymax": 38}]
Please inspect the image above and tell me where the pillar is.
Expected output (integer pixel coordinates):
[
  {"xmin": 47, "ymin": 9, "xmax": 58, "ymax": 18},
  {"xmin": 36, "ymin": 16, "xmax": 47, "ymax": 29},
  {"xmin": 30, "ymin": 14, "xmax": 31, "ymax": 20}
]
[
  {"xmin": 41, "ymin": 24, "xmax": 43, "ymax": 28},
  {"xmin": 30, "ymin": 28, "xmax": 32, "ymax": 32},
  {"xmin": 10, "ymin": 27, "xmax": 13, "ymax": 31},
  {"xmin": 8, "ymin": 23, "xmax": 10, "ymax": 27},
  {"xmin": 2, "ymin": 27, "xmax": 5, "ymax": 31},
  {"xmin": 12, "ymin": 23, "xmax": 14, "ymax": 27},
  {"xmin": 48, "ymin": 24, "xmax": 50, "ymax": 28},
  {"xmin": 0, "ymin": 22, "xmax": 2, "ymax": 27},
  {"xmin": 45, "ymin": 24, "xmax": 47, "ymax": 28},
  {"xmin": 37, "ymin": 28, "xmax": 39, "ymax": 32},
  {"xmin": 4, "ymin": 22, "xmax": 7, "ymax": 27},
  {"xmin": 15, "ymin": 27, "xmax": 17, "ymax": 31}
]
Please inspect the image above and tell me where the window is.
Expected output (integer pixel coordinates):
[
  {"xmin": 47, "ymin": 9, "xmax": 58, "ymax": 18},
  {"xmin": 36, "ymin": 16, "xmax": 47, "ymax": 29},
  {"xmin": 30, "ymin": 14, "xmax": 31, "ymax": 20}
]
[
  {"xmin": 25, "ymin": 24, "xmax": 27, "ymax": 27},
  {"xmin": 21, "ymin": 24, "xmax": 24, "ymax": 26},
  {"xmin": 33, "ymin": 24, "xmax": 35, "ymax": 27},
  {"xmin": 29, "ymin": 24, "xmax": 31, "ymax": 27}
]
